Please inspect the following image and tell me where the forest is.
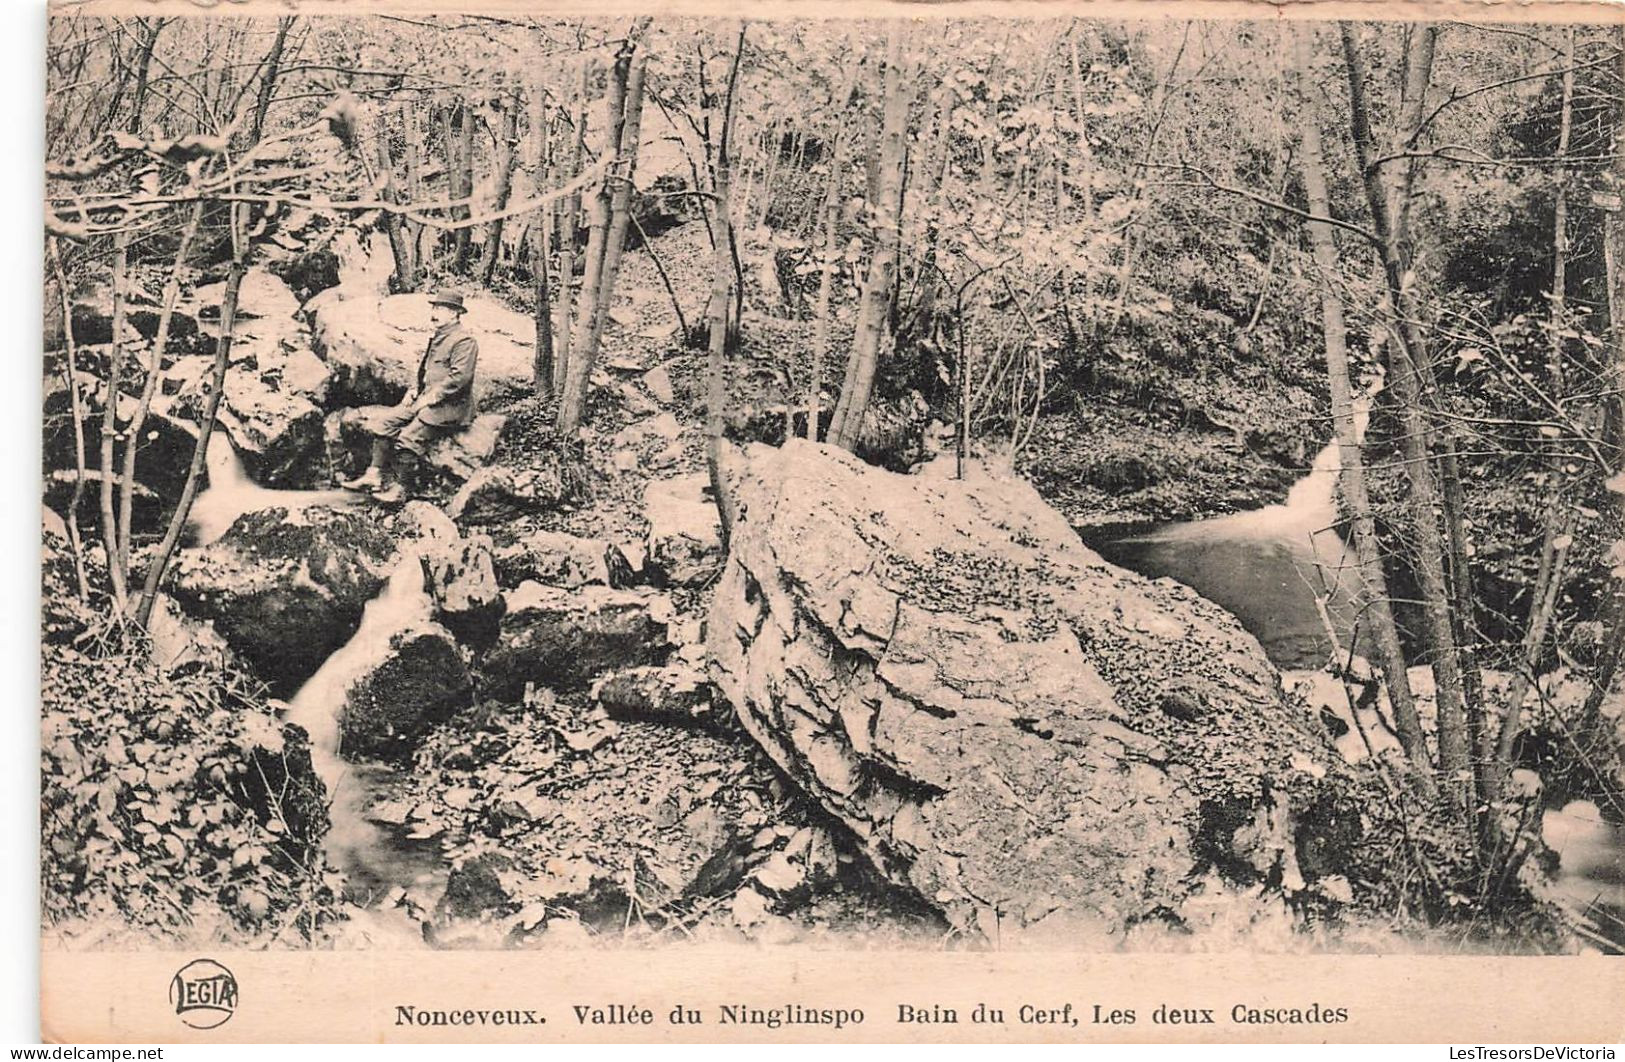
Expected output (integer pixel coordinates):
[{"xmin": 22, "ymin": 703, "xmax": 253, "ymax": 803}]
[{"xmin": 38, "ymin": 11, "xmax": 1625, "ymax": 953}]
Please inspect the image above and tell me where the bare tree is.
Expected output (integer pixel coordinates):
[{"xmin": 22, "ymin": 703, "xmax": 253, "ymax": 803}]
[
  {"xmin": 557, "ymin": 21, "xmax": 652, "ymax": 435},
  {"xmin": 806, "ymin": 64, "xmax": 856, "ymax": 442},
  {"xmin": 479, "ymin": 93, "xmax": 522, "ymax": 285},
  {"xmin": 1292, "ymin": 25, "xmax": 1432, "ymax": 777},
  {"xmin": 828, "ymin": 27, "xmax": 911, "ymax": 451}
]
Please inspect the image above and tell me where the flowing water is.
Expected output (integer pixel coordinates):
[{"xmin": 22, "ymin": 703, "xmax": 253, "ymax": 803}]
[
  {"xmin": 188, "ymin": 431, "xmax": 366, "ymax": 546},
  {"xmin": 1542, "ymin": 801, "xmax": 1625, "ymax": 949},
  {"xmin": 283, "ymin": 552, "xmax": 445, "ymax": 903}
]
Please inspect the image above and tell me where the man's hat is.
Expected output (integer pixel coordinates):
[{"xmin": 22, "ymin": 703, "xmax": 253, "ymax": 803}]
[{"xmin": 429, "ymin": 290, "xmax": 466, "ymax": 313}]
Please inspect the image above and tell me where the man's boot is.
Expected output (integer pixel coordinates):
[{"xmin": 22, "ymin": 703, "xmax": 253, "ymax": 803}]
[
  {"xmin": 340, "ymin": 438, "xmax": 389, "ymax": 491},
  {"xmin": 371, "ymin": 448, "xmax": 419, "ymax": 504}
]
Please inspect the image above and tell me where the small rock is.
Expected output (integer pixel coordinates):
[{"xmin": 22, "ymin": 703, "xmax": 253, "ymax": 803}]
[
  {"xmin": 616, "ymin": 382, "xmax": 660, "ymax": 418},
  {"xmin": 591, "ymin": 662, "xmax": 712, "ymax": 726},
  {"xmin": 643, "ymin": 366, "xmax": 675, "ymax": 405},
  {"xmin": 644, "ymin": 474, "xmax": 723, "ymax": 588},
  {"xmin": 438, "ymin": 851, "xmax": 515, "ymax": 921}
]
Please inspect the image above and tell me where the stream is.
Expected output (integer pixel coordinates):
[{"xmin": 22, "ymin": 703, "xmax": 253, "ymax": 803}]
[
  {"xmin": 193, "ymin": 430, "xmax": 1622, "ymax": 950},
  {"xmin": 1078, "ymin": 431, "xmax": 1625, "ymax": 951},
  {"xmin": 191, "ymin": 434, "xmax": 444, "ymax": 944}
]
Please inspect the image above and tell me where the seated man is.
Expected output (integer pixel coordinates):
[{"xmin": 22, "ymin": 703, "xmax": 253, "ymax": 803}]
[{"xmin": 342, "ymin": 290, "xmax": 480, "ymax": 503}]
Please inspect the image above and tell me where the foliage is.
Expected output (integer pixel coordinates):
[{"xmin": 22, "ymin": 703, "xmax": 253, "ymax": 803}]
[{"xmin": 40, "ymin": 536, "xmax": 340, "ymax": 944}]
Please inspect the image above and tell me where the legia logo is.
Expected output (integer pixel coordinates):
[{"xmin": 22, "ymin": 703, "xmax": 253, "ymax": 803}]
[{"xmin": 169, "ymin": 959, "xmax": 238, "ymax": 1030}]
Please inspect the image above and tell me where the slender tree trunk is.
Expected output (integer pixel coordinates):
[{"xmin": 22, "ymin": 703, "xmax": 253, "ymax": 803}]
[
  {"xmin": 370, "ymin": 104, "xmax": 415, "ymax": 292},
  {"xmin": 249, "ymin": 17, "xmax": 291, "ymax": 143},
  {"xmin": 554, "ymin": 61, "xmax": 589, "ymax": 398},
  {"xmin": 126, "ymin": 17, "xmax": 162, "ymax": 135},
  {"xmin": 584, "ymin": 55, "xmax": 648, "ymax": 361},
  {"xmin": 118, "ymin": 202, "xmax": 201, "ymax": 576},
  {"xmin": 1342, "ymin": 23, "xmax": 1473, "ymax": 813},
  {"xmin": 1291, "ymin": 24, "xmax": 1431, "ymax": 778},
  {"xmin": 828, "ymin": 27, "xmax": 910, "ymax": 450},
  {"xmin": 48, "ymin": 240, "xmax": 90, "ymax": 602},
  {"xmin": 556, "ymin": 60, "xmax": 621, "ymax": 427},
  {"xmin": 707, "ymin": 24, "xmax": 747, "ymax": 550},
  {"xmin": 135, "ymin": 214, "xmax": 247, "ymax": 629},
  {"xmin": 531, "ymin": 78, "xmax": 555, "ymax": 399},
  {"xmin": 438, "ymin": 104, "xmax": 457, "ymax": 264},
  {"xmin": 401, "ymin": 101, "xmax": 427, "ymax": 281},
  {"xmin": 558, "ymin": 27, "xmax": 649, "ymax": 434},
  {"xmin": 755, "ymin": 115, "xmax": 783, "ymax": 231},
  {"xmin": 1490, "ymin": 28, "xmax": 1580, "ymax": 804},
  {"xmin": 99, "ymin": 233, "xmax": 129, "ymax": 611},
  {"xmin": 480, "ymin": 96, "xmax": 521, "ymax": 286},
  {"xmin": 631, "ymin": 212, "xmax": 688, "ymax": 338},
  {"xmin": 1439, "ymin": 444, "xmax": 1489, "ymax": 815},
  {"xmin": 452, "ymin": 100, "xmax": 475, "ymax": 272},
  {"xmin": 807, "ymin": 125, "xmax": 848, "ymax": 442}
]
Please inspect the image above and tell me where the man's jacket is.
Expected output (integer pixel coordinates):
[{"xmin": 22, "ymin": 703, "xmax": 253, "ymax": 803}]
[{"xmin": 412, "ymin": 319, "xmax": 479, "ymax": 427}]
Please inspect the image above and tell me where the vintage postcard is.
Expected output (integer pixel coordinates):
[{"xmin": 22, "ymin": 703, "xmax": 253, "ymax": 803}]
[{"xmin": 37, "ymin": 0, "xmax": 1625, "ymax": 1043}]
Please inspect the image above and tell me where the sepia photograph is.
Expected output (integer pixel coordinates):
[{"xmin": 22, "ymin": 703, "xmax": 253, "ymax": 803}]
[{"xmin": 33, "ymin": 0, "xmax": 1625, "ymax": 1042}]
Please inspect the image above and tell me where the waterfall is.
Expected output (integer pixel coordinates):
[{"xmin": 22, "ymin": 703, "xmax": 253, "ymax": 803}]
[{"xmin": 1081, "ymin": 396, "xmax": 1379, "ymax": 669}]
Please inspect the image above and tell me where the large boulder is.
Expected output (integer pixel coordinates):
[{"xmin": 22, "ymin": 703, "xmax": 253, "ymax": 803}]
[
  {"xmin": 167, "ymin": 506, "xmax": 401, "ymax": 696},
  {"xmin": 194, "ymin": 266, "xmax": 303, "ymax": 322},
  {"xmin": 644, "ymin": 474, "xmax": 722, "ymax": 588},
  {"xmin": 165, "ymin": 287, "xmax": 333, "ymax": 488},
  {"xmin": 171, "ymin": 370, "xmax": 325, "ymax": 488},
  {"xmin": 340, "ymin": 621, "xmax": 475, "ymax": 764},
  {"xmin": 480, "ymin": 583, "xmax": 672, "ymax": 699},
  {"xmin": 41, "ymin": 370, "xmax": 200, "ymax": 538},
  {"xmin": 707, "ymin": 441, "xmax": 1370, "ymax": 943},
  {"xmin": 310, "ymin": 292, "xmax": 538, "ymax": 408}
]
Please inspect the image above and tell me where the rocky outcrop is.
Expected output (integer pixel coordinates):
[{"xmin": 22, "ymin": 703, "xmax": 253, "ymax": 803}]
[
  {"xmin": 42, "ymin": 371, "xmax": 201, "ymax": 528},
  {"xmin": 172, "ymin": 370, "xmax": 326, "ymax": 488},
  {"xmin": 493, "ymin": 530, "xmax": 633, "ymax": 590},
  {"xmin": 163, "ymin": 270, "xmax": 333, "ymax": 488},
  {"xmin": 194, "ymin": 266, "xmax": 304, "ymax": 322},
  {"xmin": 707, "ymin": 440, "xmax": 1369, "ymax": 943},
  {"xmin": 480, "ymin": 583, "xmax": 673, "ymax": 699},
  {"xmin": 340, "ymin": 621, "xmax": 474, "ymax": 764},
  {"xmin": 396, "ymin": 503, "xmax": 505, "ymax": 649},
  {"xmin": 644, "ymin": 473, "xmax": 722, "ymax": 588},
  {"xmin": 167, "ymin": 506, "xmax": 402, "ymax": 695}
]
